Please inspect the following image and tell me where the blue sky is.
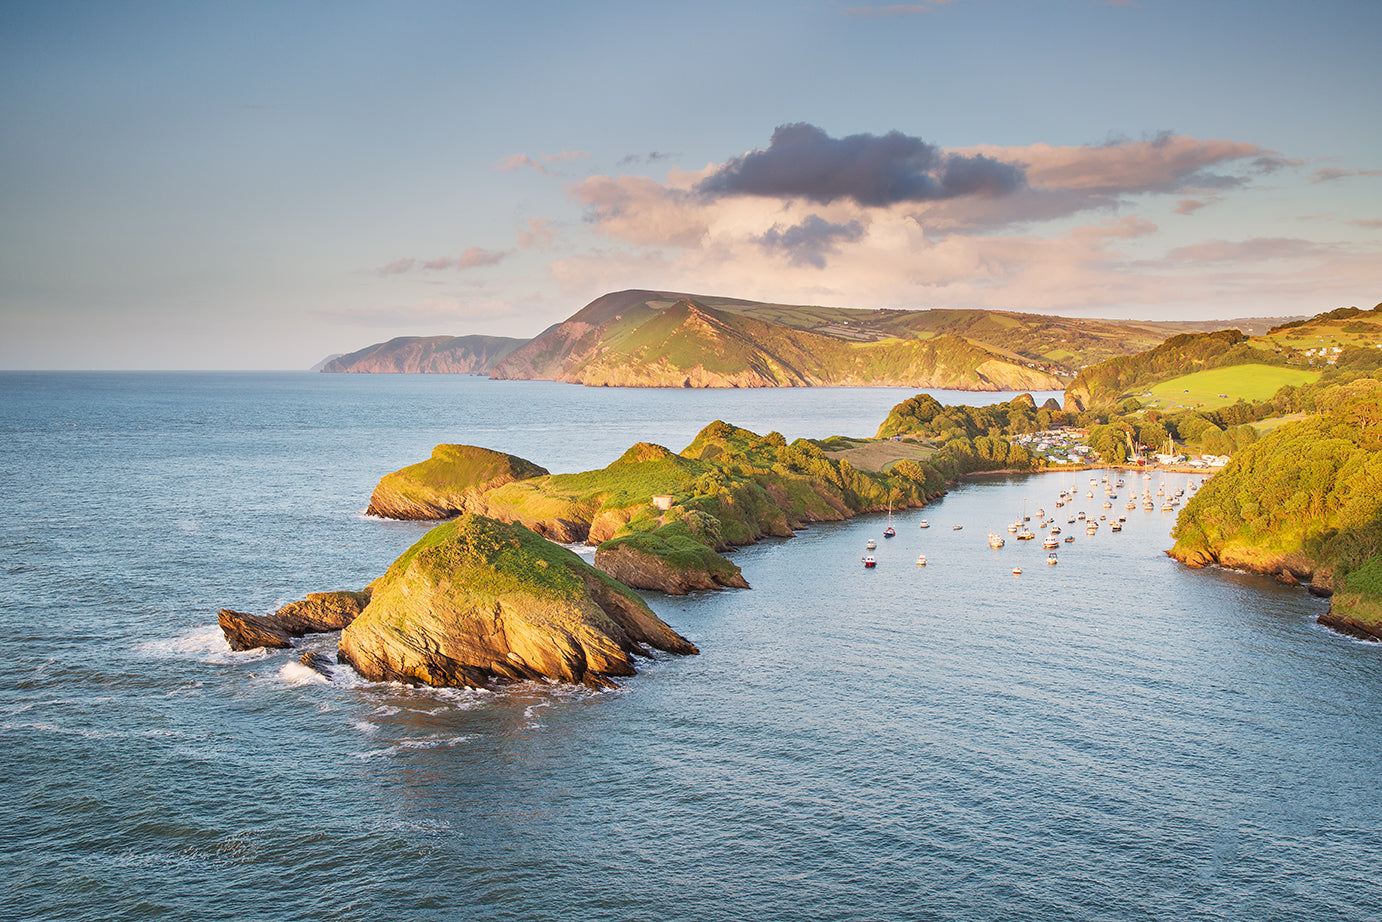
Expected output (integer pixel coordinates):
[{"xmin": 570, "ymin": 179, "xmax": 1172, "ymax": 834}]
[{"xmin": 2, "ymin": 0, "xmax": 1379, "ymax": 369}]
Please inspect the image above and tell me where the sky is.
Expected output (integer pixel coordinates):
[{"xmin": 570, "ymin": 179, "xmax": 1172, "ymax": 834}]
[{"xmin": 1, "ymin": 0, "xmax": 1379, "ymax": 370}]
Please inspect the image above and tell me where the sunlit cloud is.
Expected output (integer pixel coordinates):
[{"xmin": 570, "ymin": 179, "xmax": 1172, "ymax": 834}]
[
  {"xmin": 376, "ymin": 258, "xmax": 416, "ymax": 277},
  {"xmin": 961, "ymin": 132, "xmax": 1288, "ymax": 196},
  {"xmin": 1166, "ymin": 237, "xmax": 1333, "ymax": 263},
  {"xmin": 494, "ymin": 149, "xmax": 590, "ymax": 175},
  {"xmin": 376, "ymin": 248, "xmax": 509, "ymax": 276},
  {"xmin": 517, "ymin": 217, "xmax": 558, "ymax": 250}
]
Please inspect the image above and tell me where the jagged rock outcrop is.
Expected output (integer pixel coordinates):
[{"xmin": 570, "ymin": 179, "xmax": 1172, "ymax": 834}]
[
  {"xmin": 366, "ymin": 444, "xmax": 549, "ymax": 520},
  {"xmin": 336, "ymin": 514, "xmax": 698, "ymax": 689},
  {"xmin": 273, "ymin": 590, "xmax": 370, "ymax": 633},
  {"xmin": 219, "ymin": 609, "xmax": 293, "ymax": 652}
]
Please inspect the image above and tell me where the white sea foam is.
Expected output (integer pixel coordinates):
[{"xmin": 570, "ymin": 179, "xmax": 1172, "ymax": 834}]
[
  {"xmin": 353, "ymin": 733, "xmax": 474, "ymax": 759},
  {"xmin": 136, "ymin": 626, "xmax": 261, "ymax": 664},
  {"xmin": 277, "ymin": 660, "xmax": 330, "ymax": 686}
]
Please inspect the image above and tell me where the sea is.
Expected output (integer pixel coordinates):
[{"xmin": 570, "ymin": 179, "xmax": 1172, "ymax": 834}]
[{"xmin": 2, "ymin": 372, "xmax": 1379, "ymax": 922}]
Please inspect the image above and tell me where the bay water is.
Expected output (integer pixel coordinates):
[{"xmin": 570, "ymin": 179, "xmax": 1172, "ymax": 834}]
[{"xmin": 2, "ymin": 373, "xmax": 1379, "ymax": 922}]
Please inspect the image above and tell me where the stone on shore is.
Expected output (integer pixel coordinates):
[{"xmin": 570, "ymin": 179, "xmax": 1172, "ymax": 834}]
[{"xmin": 219, "ymin": 609, "xmax": 293, "ymax": 652}]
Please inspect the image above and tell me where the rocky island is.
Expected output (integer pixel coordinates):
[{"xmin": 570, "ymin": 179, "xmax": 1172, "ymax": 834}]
[{"xmin": 337, "ymin": 513, "xmax": 698, "ymax": 689}]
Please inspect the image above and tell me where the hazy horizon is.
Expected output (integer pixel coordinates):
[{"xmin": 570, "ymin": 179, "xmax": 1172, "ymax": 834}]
[{"xmin": 3, "ymin": 1, "xmax": 1379, "ymax": 370}]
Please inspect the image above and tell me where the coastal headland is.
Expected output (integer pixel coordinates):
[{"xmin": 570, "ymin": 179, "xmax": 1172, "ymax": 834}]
[{"xmin": 226, "ymin": 302, "xmax": 1382, "ymax": 688}]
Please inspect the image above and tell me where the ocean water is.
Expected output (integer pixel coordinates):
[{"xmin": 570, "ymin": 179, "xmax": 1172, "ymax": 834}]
[{"xmin": 2, "ymin": 372, "xmax": 1379, "ymax": 922}]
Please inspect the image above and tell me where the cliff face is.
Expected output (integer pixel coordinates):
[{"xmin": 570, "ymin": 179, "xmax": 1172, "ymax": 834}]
[
  {"xmin": 320, "ymin": 335, "xmax": 528, "ymax": 374},
  {"xmin": 337, "ymin": 514, "xmax": 698, "ymax": 689}
]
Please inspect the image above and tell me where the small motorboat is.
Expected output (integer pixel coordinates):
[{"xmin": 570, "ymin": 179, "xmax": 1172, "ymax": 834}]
[
  {"xmin": 916, "ymin": 554, "xmax": 927, "ymax": 566},
  {"xmin": 989, "ymin": 533, "xmax": 1005, "ymax": 548},
  {"xmin": 953, "ymin": 524, "xmax": 963, "ymax": 531},
  {"xmin": 1047, "ymin": 553, "xmax": 1058, "ymax": 565},
  {"xmin": 1064, "ymin": 535, "xmax": 1075, "ymax": 543},
  {"xmin": 883, "ymin": 526, "xmax": 896, "ymax": 538},
  {"xmin": 863, "ymin": 555, "xmax": 877, "ymax": 569},
  {"xmin": 1012, "ymin": 567, "xmax": 1023, "ymax": 575},
  {"xmin": 866, "ymin": 539, "xmax": 877, "ymax": 550},
  {"xmin": 919, "ymin": 520, "xmax": 929, "ymax": 529}
]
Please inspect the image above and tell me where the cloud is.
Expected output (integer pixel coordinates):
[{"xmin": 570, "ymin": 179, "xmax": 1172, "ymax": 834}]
[
  {"xmin": 494, "ymin": 150, "xmax": 589, "ymax": 175},
  {"xmin": 454, "ymin": 246, "xmax": 508, "ymax": 269},
  {"xmin": 964, "ymin": 133, "xmax": 1285, "ymax": 196},
  {"xmin": 517, "ymin": 217, "xmax": 557, "ymax": 250},
  {"xmin": 697, "ymin": 123, "xmax": 1025, "ymax": 207},
  {"xmin": 376, "ymin": 248, "xmax": 509, "ymax": 276},
  {"xmin": 1350, "ymin": 218, "xmax": 1382, "ymax": 229},
  {"xmin": 544, "ymin": 125, "xmax": 1378, "ymax": 323},
  {"xmin": 1311, "ymin": 167, "xmax": 1382, "ymax": 183},
  {"xmin": 376, "ymin": 258, "xmax": 416, "ymax": 277},
  {"xmin": 1166, "ymin": 237, "xmax": 1331, "ymax": 263},
  {"xmin": 617, "ymin": 151, "xmax": 675, "ymax": 167},
  {"xmin": 758, "ymin": 215, "xmax": 865, "ymax": 268}
]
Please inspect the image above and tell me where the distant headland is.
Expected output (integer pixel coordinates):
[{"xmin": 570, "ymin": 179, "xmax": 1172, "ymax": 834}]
[{"xmin": 318, "ymin": 289, "xmax": 1295, "ymax": 390}]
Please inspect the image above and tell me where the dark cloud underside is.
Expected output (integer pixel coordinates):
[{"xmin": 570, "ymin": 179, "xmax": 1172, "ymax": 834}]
[{"xmin": 698, "ymin": 123, "xmax": 1025, "ymax": 206}]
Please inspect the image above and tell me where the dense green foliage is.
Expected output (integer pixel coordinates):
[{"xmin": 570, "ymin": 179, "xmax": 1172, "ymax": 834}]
[{"xmin": 1171, "ymin": 380, "xmax": 1382, "ymax": 628}]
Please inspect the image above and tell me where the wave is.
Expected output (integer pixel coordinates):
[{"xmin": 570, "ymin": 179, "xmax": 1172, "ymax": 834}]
[{"xmin": 135, "ymin": 626, "xmax": 264, "ymax": 664}]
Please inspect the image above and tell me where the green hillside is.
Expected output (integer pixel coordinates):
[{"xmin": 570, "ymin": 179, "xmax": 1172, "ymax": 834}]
[
  {"xmin": 493, "ymin": 296, "xmax": 1066, "ymax": 390},
  {"xmin": 488, "ymin": 290, "xmax": 1291, "ymax": 390},
  {"xmin": 1064, "ymin": 303, "xmax": 1382, "ymax": 412}
]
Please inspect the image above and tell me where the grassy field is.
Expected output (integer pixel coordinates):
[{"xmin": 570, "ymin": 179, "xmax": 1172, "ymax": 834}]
[
  {"xmin": 1139, "ymin": 364, "xmax": 1321, "ymax": 412},
  {"xmin": 1250, "ymin": 413, "xmax": 1308, "ymax": 435},
  {"xmin": 819, "ymin": 437, "xmax": 937, "ymax": 473}
]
